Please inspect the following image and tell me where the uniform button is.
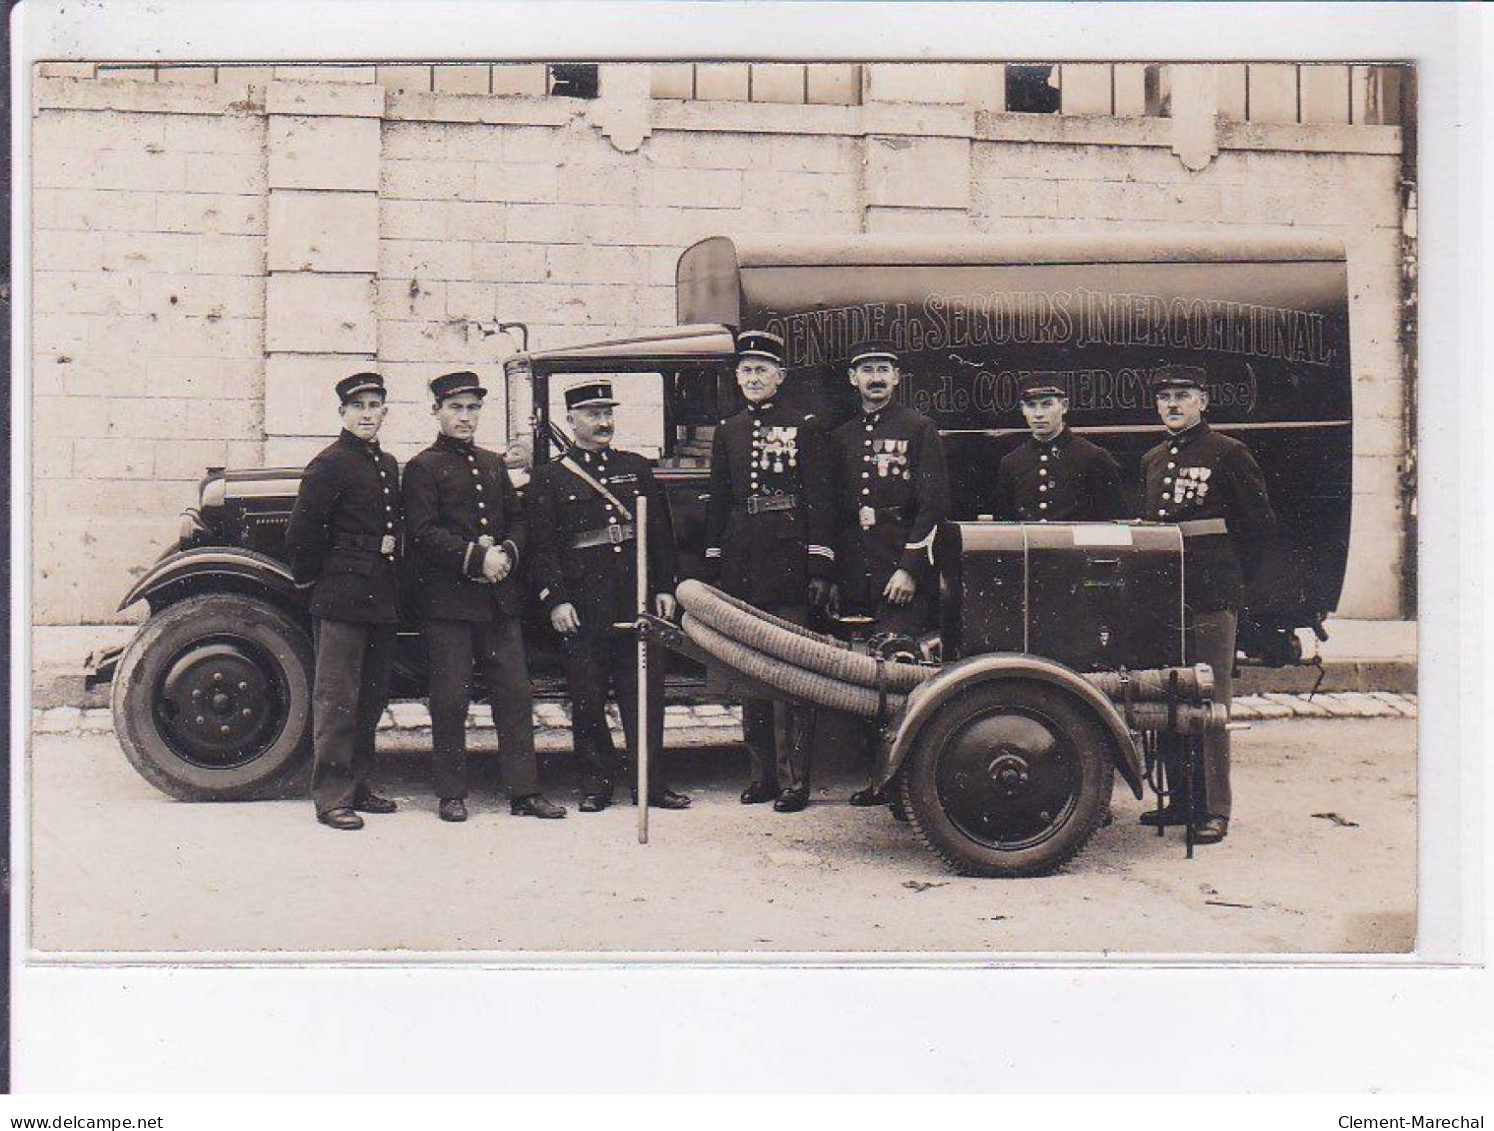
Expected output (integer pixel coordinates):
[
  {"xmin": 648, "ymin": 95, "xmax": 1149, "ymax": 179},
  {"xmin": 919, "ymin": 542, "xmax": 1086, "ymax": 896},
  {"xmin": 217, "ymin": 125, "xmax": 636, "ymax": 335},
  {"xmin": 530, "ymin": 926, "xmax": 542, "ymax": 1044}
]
[
  {"xmin": 480, "ymin": 518, "xmax": 489, "ymax": 527},
  {"xmin": 379, "ymin": 471, "xmax": 386, "ymax": 479},
  {"xmin": 467, "ymin": 455, "xmax": 475, "ymax": 463},
  {"xmin": 862, "ymin": 488, "xmax": 870, "ymax": 496},
  {"xmin": 1168, "ymin": 462, "xmax": 1176, "ymax": 469},
  {"xmin": 383, "ymin": 487, "xmax": 391, "ymax": 495},
  {"xmin": 478, "ymin": 501, "xmax": 486, "ymax": 509},
  {"xmin": 385, "ymin": 504, "xmax": 392, "ymax": 512},
  {"xmin": 1169, "ymin": 446, "xmax": 1178, "ymax": 455},
  {"xmin": 1163, "ymin": 477, "xmax": 1172, "ymax": 485},
  {"xmin": 1038, "ymin": 467, "xmax": 1048, "ymax": 477},
  {"xmin": 1039, "ymin": 485, "xmax": 1047, "ymax": 493},
  {"xmin": 1158, "ymin": 509, "xmax": 1168, "ymax": 517},
  {"xmin": 865, "ymin": 424, "xmax": 873, "ymax": 432},
  {"xmin": 1040, "ymin": 454, "xmax": 1048, "ymax": 462},
  {"xmin": 613, "ymin": 546, "xmax": 622, "ymax": 554},
  {"xmin": 861, "ymin": 471, "xmax": 870, "ymax": 479},
  {"xmin": 475, "ymin": 484, "xmax": 483, "ymax": 492},
  {"xmin": 1039, "ymin": 502, "xmax": 1048, "ymax": 511},
  {"xmin": 605, "ymin": 504, "xmax": 614, "ymax": 512},
  {"xmin": 386, "ymin": 522, "xmax": 394, "ymax": 530}
]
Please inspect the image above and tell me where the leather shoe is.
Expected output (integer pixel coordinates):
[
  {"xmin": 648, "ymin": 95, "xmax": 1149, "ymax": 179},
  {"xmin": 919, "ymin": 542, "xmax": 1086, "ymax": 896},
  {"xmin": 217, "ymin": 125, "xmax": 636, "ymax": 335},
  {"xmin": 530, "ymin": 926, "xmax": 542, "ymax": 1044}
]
[
  {"xmin": 352, "ymin": 790, "xmax": 398, "ymax": 815},
  {"xmin": 579, "ymin": 792, "xmax": 612, "ymax": 813},
  {"xmin": 773, "ymin": 788, "xmax": 809, "ymax": 813},
  {"xmin": 633, "ymin": 787, "xmax": 692, "ymax": 810},
  {"xmin": 317, "ymin": 807, "xmax": 363, "ymax": 831},
  {"xmin": 1139, "ymin": 806, "xmax": 1189, "ymax": 828},
  {"xmin": 848, "ymin": 786, "xmax": 887, "ymax": 807},
  {"xmin": 1193, "ymin": 816, "xmax": 1229, "ymax": 844},
  {"xmin": 740, "ymin": 781, "xmax": 779, "ymax": 805},
  {"xmin": 511, "ymin": 793, "xmax": 567, "ymax": 819},
  {"xmin": 438, "ymin": 797, "xmax": 468, "ymax": 823}
]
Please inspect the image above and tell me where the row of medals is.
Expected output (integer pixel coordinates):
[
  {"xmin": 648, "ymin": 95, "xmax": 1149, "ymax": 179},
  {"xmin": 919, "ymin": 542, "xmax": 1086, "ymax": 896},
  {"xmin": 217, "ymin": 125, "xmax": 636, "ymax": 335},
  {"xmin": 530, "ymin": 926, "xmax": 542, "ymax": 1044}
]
[
  {"xmin": 861, "ymin": 440, "xmax": 912, "ymax": 529},
  {"xmin": 1169, "ymin": 465, "xmax": 1213, "ymax": 504}
]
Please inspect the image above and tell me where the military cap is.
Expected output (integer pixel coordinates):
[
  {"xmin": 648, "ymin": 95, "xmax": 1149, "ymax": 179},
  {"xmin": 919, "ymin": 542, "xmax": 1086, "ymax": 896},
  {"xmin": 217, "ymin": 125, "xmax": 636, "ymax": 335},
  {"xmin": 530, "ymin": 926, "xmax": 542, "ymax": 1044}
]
[
  {"xmin": 336, "ymin": 371, "xmax": 386, "ymax": 404},
  {"xmin": 736, "ymin": 329, "xmax": 785, "ymax": 365},
  {"xmin": 849, "ymin": 338, "xmax": 900, "ymax": 367},
  {"xmin": 1150, "ymin": 364, "xmax": 1208, "ymax": 394},
  {"xmin": 428, "ymin": 370, "xmax": 488, "ymax": 404},
  {"xmin": 564, "ymin": 379, "xmax": 620, "ymax": 409},
  {"xmin": 1017, "ymin": 373, "xmax": 1068, "ymax": 402}
]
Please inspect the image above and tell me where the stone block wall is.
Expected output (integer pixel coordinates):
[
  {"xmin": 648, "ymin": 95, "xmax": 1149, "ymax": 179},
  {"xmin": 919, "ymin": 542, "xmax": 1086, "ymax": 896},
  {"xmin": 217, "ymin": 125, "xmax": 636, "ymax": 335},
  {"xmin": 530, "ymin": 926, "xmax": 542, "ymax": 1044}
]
[
  {"xmin": 32, "ymin": 80, "xmax": 268, "ymax": 624},
  {"xmin": 30, "ymin": 63, "xmax": 1411, "ymax": 623}
]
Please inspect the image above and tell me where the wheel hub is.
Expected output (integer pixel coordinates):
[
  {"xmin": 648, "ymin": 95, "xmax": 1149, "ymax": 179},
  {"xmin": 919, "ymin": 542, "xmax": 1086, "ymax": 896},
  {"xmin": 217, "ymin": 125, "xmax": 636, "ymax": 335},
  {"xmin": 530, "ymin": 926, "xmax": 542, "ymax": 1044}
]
[
  {"xmin": 156, "ymin": 640, "xmax": 282, "ymax": 768},
  {"xmin": 988, "ymin": 751, "xmax": 1031, "ymax": 797},
  {"xmin": 935, "ymin": 708, "xmax": 1081, "ymax": 850}
]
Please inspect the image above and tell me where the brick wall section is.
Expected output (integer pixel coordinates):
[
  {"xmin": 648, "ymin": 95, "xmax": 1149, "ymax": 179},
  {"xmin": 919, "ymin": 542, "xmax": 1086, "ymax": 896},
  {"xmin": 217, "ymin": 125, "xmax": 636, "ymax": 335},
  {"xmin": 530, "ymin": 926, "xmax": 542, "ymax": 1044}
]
[
  {"xmin": 32, "ymin": 82, "xmax": 267, "ymax": 623},
  {"xmin": 30, "ymin": 66, "xmax": 1409, "ymax": 622}
]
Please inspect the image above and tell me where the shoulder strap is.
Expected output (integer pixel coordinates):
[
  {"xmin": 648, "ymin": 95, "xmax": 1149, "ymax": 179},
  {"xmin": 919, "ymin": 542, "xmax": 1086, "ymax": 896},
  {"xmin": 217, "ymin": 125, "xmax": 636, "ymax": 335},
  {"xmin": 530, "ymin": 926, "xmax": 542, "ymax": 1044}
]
[{"xmin": 558, "ymin": 456, "xmax": 634, "ymax": 522}]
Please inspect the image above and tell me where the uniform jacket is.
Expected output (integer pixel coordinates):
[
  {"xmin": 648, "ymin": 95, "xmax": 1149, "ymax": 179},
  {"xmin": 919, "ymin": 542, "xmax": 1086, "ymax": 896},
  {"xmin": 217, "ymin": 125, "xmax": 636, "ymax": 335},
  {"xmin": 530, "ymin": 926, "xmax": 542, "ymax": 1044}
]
[
  {"xmin": 285, "ymin": 430, "xmax": 403, "ymax": 624},
  {"xmin": 402, "ymin": 432, "xmax": 527, "ymax": 621},
  {"xmin": 830, "ymin": 403, "xmax": 950, "ymax": 607},
  {"xmin": 703, "ymin": 400, "xmax": 836, "ymax": 606},
  {"xmin": 526, "ymin": 446, "xmax": 678, "ymax": 632},
  {"xmin": 1140, "ymin": 421, "xmax": 1277, "ymax": 613},
  {"xmin": 993, "ymin": 428, "xmax": 1127, "ymax": 523}
]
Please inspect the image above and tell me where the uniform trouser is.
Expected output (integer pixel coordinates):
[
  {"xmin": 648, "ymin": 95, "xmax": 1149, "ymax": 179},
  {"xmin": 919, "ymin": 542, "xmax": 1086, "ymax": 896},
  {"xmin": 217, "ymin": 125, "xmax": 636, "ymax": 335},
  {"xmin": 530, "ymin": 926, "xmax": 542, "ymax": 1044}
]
[
  {"xmin": 424, "ymin": 616, "xmax": 541, "ymax": 801},
  {"xmin": 562, "ymin": 628, "xmax": 668, "ymax": 798},
  {"xmin": 742, "ymin": 602, "xmax": 816, "ymax": 794},
  {"xmin": 310, "ymin": 618, "xmax": 396, "ymax": 815},
  {"xmin": 1162, "ymin": 608, "xmax": 1236, "ymax": 820}
]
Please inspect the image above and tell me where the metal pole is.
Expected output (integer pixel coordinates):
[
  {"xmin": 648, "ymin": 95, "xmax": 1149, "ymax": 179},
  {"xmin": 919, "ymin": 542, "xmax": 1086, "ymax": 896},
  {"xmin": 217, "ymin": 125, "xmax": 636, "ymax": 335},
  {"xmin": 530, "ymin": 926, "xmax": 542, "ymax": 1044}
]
[{"xmin": 636, "ymin": 492, "xmax": 650, "ymax": 845}]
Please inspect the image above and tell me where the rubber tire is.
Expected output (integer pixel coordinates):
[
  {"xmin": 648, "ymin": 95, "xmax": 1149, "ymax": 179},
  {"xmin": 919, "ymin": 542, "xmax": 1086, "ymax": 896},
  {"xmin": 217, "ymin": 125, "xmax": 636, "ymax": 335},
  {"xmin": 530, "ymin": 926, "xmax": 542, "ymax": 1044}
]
[
  {"xmin": 898, "ymin": 679, "xmax": 1114, "ymax": 878},
  {"xmin": 111, "ymin": 593, "xmax": 314, "ymax": 801}
]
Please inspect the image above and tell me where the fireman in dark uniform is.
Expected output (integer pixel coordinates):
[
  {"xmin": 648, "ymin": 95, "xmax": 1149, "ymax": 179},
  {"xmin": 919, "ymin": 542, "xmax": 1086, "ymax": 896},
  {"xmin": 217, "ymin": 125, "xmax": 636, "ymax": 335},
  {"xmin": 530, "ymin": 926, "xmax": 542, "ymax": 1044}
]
[
  {"xmin": 1140, "ymin": 365, "xmax": 1277, "ymax": 844},
  {"xmin": 993, "ymin": 375, "xmax": 1127, "ymax": 521},
  {"xmin": 829, "ymin": 339, "xmax": 950, "ymax": 806},
  {"xmin": 285, "ymin": 372, "xmax": 403, "ymax": 831},
  {"xmin": 704, "ymin": 330, "xmax": 837, "ymax": 813},
  {"xmin": 526, "ymin": 379, "xmax": 692, "ymax": 813},
  {"xmin": 403, "ymin": 371, "xmax": 566, "ymax": 823}
]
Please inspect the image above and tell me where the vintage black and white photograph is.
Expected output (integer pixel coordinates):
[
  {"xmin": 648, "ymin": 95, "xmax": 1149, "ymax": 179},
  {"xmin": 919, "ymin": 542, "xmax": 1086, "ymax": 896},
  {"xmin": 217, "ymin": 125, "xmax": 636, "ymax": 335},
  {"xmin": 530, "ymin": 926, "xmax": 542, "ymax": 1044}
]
[{"xmin": 24, "ymin": 46, "xmax": 1424, "ymax": 961}]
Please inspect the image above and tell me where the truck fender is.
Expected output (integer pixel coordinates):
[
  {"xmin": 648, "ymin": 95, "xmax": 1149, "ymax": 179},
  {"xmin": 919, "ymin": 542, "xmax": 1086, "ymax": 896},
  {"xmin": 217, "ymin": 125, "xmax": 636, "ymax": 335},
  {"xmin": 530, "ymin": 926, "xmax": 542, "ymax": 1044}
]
[
  {"xmin": 876, "ymin": 653, "xmax": 1146, "ymax": 800},
  {"xmin": 118, "ymin": 547, "xmax": 304, "ymax": 615}
]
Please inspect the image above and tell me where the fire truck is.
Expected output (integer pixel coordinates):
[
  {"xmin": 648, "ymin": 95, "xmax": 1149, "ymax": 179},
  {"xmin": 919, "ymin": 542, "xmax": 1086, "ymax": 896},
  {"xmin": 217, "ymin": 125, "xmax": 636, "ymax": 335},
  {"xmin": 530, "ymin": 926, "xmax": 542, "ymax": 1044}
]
[{"xmin": 89, "ymin": 231, "xmax": 1352, "ymax": 875}]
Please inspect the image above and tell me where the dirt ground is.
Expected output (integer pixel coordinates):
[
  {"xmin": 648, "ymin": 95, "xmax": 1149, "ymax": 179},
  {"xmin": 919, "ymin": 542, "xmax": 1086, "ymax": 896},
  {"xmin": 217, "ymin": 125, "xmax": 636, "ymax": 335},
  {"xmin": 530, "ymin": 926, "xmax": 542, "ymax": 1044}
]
[{"xmin": 27, "ymin": 717, "xmax": 1416, "ymax": 956}]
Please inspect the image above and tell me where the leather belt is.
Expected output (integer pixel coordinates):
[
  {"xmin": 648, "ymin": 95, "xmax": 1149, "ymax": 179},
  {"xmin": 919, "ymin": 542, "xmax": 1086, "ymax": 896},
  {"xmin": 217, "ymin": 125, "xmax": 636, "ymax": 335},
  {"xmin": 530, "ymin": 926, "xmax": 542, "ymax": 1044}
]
[
  {"xmin": 740, "ymin": 494, "xmax": 798, "ymax": 515},
  {"xmin": 332, "ymin": 533, "xmax": 396, "ymax": 557},
  {"xmin": 569, "ymin": 522, "xmax": 636, "ymax": 549},
  {"xmin": 1178, "ymin": 518, "xmax": 1228, "ymax": 537}
]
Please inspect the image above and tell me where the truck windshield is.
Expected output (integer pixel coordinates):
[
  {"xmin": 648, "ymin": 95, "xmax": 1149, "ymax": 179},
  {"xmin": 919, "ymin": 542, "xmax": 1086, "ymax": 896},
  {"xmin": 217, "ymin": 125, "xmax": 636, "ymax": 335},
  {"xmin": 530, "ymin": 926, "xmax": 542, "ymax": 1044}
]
[{"xmin": 533, "ymin": 367, "xmax": 723, "ymax": 469}]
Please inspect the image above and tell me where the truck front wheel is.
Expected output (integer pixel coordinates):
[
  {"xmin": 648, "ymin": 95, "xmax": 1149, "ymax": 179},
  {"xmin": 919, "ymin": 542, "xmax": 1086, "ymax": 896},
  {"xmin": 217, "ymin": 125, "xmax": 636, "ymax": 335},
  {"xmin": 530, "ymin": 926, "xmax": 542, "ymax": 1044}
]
[
  {"xmin": 111, "ymin": 594, "xmax": 314, "ymax": 801},
  {"xmin": 899, "ymin": 679, "xmax": 1114, "ymax": 877}
]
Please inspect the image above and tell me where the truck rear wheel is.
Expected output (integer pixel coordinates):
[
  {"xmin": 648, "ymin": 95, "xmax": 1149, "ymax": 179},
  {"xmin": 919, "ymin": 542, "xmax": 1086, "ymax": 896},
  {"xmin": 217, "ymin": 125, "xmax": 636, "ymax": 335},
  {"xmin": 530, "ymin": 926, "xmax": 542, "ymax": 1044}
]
[
  {"xmin": 111, "ymin": 594, "xmax": 314, "ymax": 801},
  {"xmin": 899, "ymin": 679, "xmax": 1113, "ymax": 877}
]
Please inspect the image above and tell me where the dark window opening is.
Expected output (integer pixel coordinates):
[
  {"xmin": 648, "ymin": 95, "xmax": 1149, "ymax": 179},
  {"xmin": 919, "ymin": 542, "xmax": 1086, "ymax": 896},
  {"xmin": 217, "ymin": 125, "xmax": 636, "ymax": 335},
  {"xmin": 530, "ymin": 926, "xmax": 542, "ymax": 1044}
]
[
  {"xmin": 1005, "ymin": 64, "xmax": 1060, "ymax": 114},
  {"xmin": 1144, "ymin": 64, "xmax": 1171, "ymax": 117},
  {"xmin": 548, "ymin": 64, "xmax": 600, "ymax": 99}
]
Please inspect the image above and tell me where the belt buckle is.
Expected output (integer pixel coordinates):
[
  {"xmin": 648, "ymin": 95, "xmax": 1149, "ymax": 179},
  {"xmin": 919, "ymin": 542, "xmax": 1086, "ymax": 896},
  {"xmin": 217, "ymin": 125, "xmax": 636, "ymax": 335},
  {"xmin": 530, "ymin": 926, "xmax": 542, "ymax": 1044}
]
[
  {"xmin": 607, "ymin": 524, "xmax": 625, "ymax": 545},
  {"xmin": 380, "ymin": 535, "xmax": 397, "ymax": 557},
  {"xmin": 746, "ymin": 496, "xmax": 760, "ymax": 516}
]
